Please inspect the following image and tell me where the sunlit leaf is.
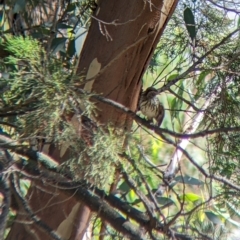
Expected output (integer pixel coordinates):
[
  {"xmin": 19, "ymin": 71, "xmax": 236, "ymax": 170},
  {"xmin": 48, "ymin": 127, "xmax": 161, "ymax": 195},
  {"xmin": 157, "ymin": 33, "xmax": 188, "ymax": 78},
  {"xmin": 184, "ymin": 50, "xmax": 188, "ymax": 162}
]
[
  {"xmin": 167, "ymin": 74, "xmax": 179, "ymax": 82},
  {"xmin": 180, "ymin": 193, "xmax": 202, "ymax": 202},
  {"xmin": 128, "ymin": 189, "xmax": 136, "ymax": 202},
  {"xmin": 170, "ymin": 97, "xmax": 177, "ymax": 108},
  {"xmin": 198, "ymin": 210, "xmax": 205, "ymax": 222},
  {"xmin": 151, "ymin": 138, "xmax": 163, "ymax": 161},
  {"xmin": 19, "ymin": 179, "xmax": 31, "ymax": 197}
]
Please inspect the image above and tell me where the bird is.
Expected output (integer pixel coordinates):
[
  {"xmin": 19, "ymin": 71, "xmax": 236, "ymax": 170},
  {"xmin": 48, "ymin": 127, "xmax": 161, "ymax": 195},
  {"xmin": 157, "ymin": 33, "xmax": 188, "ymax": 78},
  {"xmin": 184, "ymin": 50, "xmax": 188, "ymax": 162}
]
[{"xmin": 139, "ymin": 87, "xmax": 164, "ymax": 127}]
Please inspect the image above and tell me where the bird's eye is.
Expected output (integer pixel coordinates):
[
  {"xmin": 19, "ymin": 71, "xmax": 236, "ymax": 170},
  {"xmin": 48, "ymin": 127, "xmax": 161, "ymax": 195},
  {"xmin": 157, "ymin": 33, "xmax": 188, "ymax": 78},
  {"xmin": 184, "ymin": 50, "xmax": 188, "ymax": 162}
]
[{"xmin": 148, "ymin": 92, "xmax": 154, "ymax": 98}]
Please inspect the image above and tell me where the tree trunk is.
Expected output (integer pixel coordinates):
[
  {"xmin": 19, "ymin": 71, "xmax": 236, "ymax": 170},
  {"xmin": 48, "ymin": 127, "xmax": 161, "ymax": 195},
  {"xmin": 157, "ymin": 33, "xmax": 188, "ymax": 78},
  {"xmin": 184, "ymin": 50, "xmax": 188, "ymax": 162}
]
[
  {"xmin": 78, "ymin": 0, "xmax": 178, "ymax": 127},
  {"xmin": 6, "ymin": 0, "xmax": 179, "ymax": 239}
]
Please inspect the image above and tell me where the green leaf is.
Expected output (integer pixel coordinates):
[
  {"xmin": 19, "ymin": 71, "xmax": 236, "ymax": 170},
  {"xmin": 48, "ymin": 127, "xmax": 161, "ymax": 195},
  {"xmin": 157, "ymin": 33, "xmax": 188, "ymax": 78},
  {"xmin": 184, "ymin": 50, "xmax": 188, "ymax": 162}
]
[
  {"xmin": 171, "ymin": 97, "xmax": 177, "ymax": 112},
  {"xmin": 196, "ymin": 70, "xmax": 211, "ymax": 87},
  {"xmin": 238, "ymin": 16, "xmax": 240, "ymax": 28},
  {"xmin": 170, "ymin": 80, "xmax": 185, "ymax": 120},
  {"xmin": 180, "ymin": 193, "xmax": 202, "ymax": 202},
  {"xmin": 57, "ymin": 23, "xmax": 73, "ymax": 30},
  {"xmin": 66, "ymin": 3, "xmax": 77, "ymax": 12},
  {"xmin": 155, "ymin": 196, "xmax": 175, "ymax": 207},
  {"xmin": 117, "ymin": 181, "xmax": 130, "ymax": 193},
  {"xmin": 75, "ymin": 27, "xmax": 87, "ymax": 56},
  {"xmin": 67, "ymin": 39, "xmax": 76, "ymax": 58},
  {"xmin": 128, "ymin": 189, "xmax": 137, "ymax": 202},
  {"xmin": 176, "ymin": 82, "xmax": 184, "ymax": 109},
  {"xmin": 171, "ymin": 97, "xmax": 181, "ymax": 119},
  {"xmin": 226, "ymin": 201, "xmax": 240, "ymax": 218},
  {"xmin": 51, "ymin": 37, "xmax": 67, "ymax": 54},
  {"xmin": 13, "ymin": 0, "xmax": 26, "ymax": 13},
  {"xmin": 167, "ymin": 74, "xmax": 179, "ymax": 82},
  {"xmin": 205, "ymin": 211, "xmax": 222, "ymax": 225},
  {"xmin": 184, "ymin": 7, "xmax": 196, "ymax": 41},
  {"xmin": 170, "ymin": 97, "xmax": 180, "ymax": 120},
  {"xmin": 131, "ymin": 198, "xmax": 141, "ymax": 205},
  {"xmin": 19, "ymin": 179, "xmax": 30, "ymax": 197},
  {"xmin": 175, "ymin": 175, "xmax": 204, "ymax": 186}
]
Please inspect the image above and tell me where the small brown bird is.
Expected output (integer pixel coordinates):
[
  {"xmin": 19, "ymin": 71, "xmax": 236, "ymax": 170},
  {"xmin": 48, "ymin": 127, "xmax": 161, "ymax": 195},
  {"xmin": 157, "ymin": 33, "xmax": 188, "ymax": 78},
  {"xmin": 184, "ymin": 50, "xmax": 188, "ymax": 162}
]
[{"xmin": 139, "ymin": 87, "xmax": 164, "ymax": 127}]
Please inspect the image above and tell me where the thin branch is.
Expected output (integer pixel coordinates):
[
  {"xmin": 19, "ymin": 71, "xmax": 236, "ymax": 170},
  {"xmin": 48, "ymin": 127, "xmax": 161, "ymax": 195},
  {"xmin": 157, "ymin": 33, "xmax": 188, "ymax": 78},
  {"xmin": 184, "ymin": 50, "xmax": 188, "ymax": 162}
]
[
  {"xmin": 120, "ymin": 166, "xmax": 156, "ymax": 219},
  {"xmin": 0, "ymin": 134, "xmax": 59, "ymax": 171},
  {"xmin": 159, "ymin": 132, "xmax": 240, "ymax": 192},
  {"xmin": 206, "ymin": 0, "xmax": 240, "ymax": 14},
  {"xmin": 168, "ymin": 88, "xmax": 201, "ymax": 112},
  {"xmin": 164, "ymin": 76, "xmax": 233, "ymax": 179},
  {"xmin": 91, "ymin": 4, "xmax": 145, "ymax": 27},
  {"xmin": 74, "ymin": 88, "xmax": 240, "ymax": 139},
  {"xmin": 121, "ymin": 153, "xmax": 166, "ymax": 217},
  {"xmin": 14, "ymin": 152, "xmax": 192, "ymax": 240},
  {"xmin": 157, "ymin": 27, "xmax": 240, "ymax": 94}
]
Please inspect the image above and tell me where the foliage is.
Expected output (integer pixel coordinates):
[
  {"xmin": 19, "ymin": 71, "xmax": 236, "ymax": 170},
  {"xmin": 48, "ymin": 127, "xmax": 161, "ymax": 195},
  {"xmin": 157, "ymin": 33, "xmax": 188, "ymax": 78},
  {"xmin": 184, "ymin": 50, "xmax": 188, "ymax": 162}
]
[
  {"xmin": 0, "ymin": 36, "xmax": 120, "ymax": 189},
  {"xmin": 60, "ymin": 127, "xmax": 122, "ymax": 186},
  {"xmin": 144, "ymin": 0, "xmax": 240, "ymax": 238},
  {"xmin": 1, "ymin": 0, "xmax": 240, "ymax": 240},
  {"xmin": 1, "ymin": 36, "xmax": 73, "ymax": 137}
]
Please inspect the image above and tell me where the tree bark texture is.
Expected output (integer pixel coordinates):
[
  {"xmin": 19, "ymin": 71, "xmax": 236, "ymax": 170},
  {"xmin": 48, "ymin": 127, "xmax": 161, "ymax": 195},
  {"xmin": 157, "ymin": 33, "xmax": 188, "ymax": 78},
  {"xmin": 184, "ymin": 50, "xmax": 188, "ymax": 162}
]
[
  {"xmin": 6, "ymin": 0, "xmax": 179, "ymax": 239},
  {"xmin": 78, "ymin": 0, "xmax": 178, "ymax": 128}
]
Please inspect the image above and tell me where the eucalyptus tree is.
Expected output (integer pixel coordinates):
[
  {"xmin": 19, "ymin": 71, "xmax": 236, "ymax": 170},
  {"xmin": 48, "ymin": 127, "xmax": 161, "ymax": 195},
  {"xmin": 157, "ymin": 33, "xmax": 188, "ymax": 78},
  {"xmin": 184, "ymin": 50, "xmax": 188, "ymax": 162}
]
[{"xmin": 0, "ymin": 0, "xmax": 240, "ymax": 240}]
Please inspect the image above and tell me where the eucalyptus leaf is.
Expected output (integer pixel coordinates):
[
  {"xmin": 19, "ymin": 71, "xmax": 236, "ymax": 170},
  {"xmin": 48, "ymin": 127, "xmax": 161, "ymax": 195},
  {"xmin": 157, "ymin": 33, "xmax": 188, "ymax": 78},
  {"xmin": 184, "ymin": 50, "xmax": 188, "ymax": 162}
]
[
  {"xmin": 180, "ymin": 193, "xmax": 202, "ymax": 202},
  {"xmin": 67, "ymin": 39, "xmax": 76, "ymax": 58},
  {"xmin": 184, "ymin": 7, "xmax": 196, "ymax": 41},
  {"xmin": 51, "ymin": 37, "xmax": 67, "ymax": 54},
  {"xmin": 175, "ymin": 175, "xmax": 204, "ymax": 186},
  {"xmin": 66, "ymin": 3, "xmax": 77, "ymax": 12},
  {"xmin": 118, "ymin": 181, "xmax": 130, "ymax": 193},
  {"xmin": 155, "ymin": 196, "xmax": 175, "ymax": 206},
  {"xmin": 57, "ymin": 23, "xmax": 73, "ymax": 30},
  {"xmin": 205, "ymin": 211, "xmax": 222, "ymax": 225},
  {"xmin": 13, "ymin": 0, "xmax": 26, "ymax": 13},
  {"xmin": 75, "ymin": 27, "xmax": 87, "ymax": 56},
  {"xmin": 167, "ymin": 74, "xmax": 179, "ymax": 82}
]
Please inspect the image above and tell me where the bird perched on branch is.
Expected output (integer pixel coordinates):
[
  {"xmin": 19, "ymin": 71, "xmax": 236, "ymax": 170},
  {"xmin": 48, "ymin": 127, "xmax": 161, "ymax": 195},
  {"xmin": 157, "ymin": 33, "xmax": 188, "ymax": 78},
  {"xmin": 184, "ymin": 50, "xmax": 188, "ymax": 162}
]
[{"xmin": 139, "ymin": 87, "xmax": 164, "ymax": 127}]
